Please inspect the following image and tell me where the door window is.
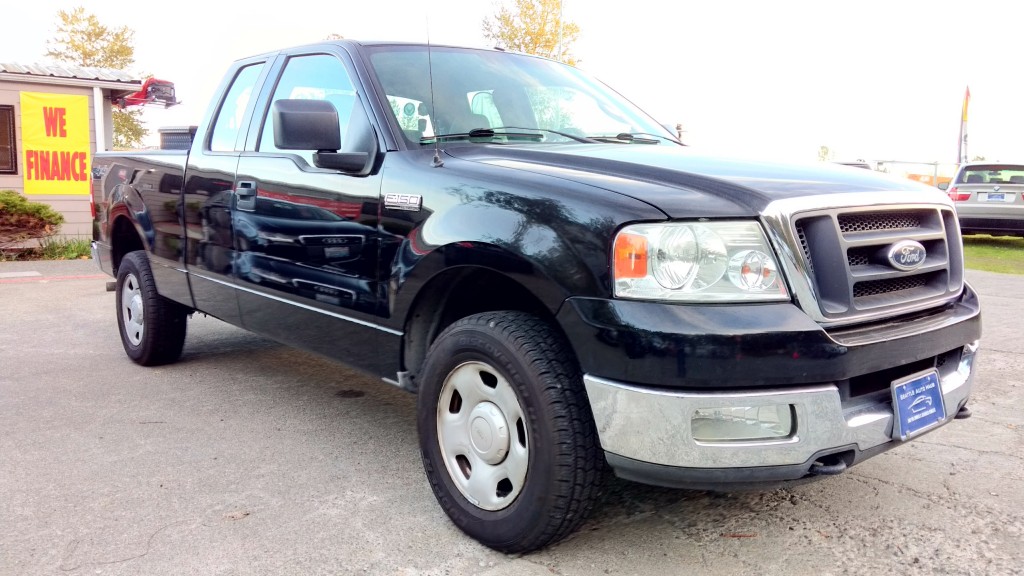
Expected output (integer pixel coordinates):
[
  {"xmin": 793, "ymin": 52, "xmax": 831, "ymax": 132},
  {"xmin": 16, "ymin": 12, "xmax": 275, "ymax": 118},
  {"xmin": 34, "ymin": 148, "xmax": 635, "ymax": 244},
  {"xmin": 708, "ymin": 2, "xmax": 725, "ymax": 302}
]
[{"xmin": 259, "ymin": 54, "xmax": 357, "ymax": 164}]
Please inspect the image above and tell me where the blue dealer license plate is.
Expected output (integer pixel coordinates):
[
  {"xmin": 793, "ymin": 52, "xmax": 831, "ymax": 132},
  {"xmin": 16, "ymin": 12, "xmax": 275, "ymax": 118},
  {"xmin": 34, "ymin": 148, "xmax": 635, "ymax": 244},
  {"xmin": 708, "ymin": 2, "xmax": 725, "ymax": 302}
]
[{"xmin": 891, "ymin": 370, "xmax": 946, "ymax": 440}]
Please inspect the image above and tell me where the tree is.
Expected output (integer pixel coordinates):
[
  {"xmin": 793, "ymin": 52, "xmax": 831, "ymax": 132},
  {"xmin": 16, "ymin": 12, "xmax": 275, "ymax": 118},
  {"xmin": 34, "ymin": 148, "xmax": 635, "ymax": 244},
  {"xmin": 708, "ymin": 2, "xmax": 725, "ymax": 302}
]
[
  {"xmin": 46, "ymin": 7, "xmax": 148, "ymax": 149},
  {"xmin": 112, "ymin": 109, "xmax": 147, "ymax": 150},
  {"xmin": 483, "ymin": 0, "xmax": 581, "ymax": 65}
]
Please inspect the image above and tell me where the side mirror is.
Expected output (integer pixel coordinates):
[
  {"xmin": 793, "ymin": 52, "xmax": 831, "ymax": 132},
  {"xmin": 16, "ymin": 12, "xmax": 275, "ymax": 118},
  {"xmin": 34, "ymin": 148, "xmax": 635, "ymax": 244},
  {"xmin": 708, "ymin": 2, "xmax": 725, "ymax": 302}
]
[
  {"xmin": 272, "ymin": 99, "xmax": 375, "ymax": 174},
  {"xmin": 937, "ymin": 182, "xmax": 949, "ymax": 191},
  {"xmin": 273, "ymin": 99, "xmax": 340, "ymax": 151}
]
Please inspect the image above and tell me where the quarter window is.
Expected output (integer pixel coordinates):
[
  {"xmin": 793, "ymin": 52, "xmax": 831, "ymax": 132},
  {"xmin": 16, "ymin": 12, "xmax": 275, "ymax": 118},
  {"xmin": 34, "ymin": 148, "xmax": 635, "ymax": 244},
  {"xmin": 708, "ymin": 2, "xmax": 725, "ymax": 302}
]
[
  {"xmin": 0, "ymin": 105, "xmax": 16, "ymax": 174},
  {"xmin": 209, "ymin": 63, "xmax": 264, "ymax": 152}
]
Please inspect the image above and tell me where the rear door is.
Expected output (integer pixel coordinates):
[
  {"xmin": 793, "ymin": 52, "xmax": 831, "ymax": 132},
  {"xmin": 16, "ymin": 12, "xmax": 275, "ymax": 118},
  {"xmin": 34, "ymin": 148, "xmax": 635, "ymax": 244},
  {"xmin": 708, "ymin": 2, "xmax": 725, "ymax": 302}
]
[
  {"xmin": 183, "ymin": 58, "xmax": 272, "ymax": 323},
  {"xmin": 233, "ymin": 50, "xmax": 389, "ymax": 372}
]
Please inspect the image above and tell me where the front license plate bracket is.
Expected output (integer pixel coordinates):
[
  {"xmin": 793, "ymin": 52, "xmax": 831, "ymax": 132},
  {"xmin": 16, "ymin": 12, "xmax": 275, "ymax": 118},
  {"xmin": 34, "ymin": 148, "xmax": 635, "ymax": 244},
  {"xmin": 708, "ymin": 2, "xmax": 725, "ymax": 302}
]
[{"xmin": 891, "ymin": 369, "xmax": 946, "ymax": 441}]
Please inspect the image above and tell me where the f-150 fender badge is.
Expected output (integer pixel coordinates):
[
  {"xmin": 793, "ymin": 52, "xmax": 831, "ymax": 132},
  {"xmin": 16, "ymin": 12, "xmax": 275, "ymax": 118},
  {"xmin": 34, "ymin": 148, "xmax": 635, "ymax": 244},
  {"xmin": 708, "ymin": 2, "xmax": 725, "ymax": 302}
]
[
  {"xmin": 384, "ymin": 193, "xmax": 423, "ymax": 212},
  {"xmin": 887, "ymin": 240, "xmax": 927, "ymax": 271}
]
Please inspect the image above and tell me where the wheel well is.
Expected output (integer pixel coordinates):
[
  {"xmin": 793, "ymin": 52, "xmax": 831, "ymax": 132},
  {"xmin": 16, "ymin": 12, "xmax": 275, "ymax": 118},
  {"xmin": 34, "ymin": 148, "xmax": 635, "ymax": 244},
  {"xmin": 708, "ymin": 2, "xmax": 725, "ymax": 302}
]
[
  {"xmin": 110, "ymin": 216, "xmax": 144, "ymax": 274},
  {"xmin": 403, "ymin": 267, "xmax": 560, "ymax": 387}
]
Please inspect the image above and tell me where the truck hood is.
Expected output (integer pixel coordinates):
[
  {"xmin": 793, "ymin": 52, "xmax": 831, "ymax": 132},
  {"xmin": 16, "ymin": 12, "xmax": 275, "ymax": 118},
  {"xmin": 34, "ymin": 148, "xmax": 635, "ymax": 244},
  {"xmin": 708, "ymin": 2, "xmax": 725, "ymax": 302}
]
[{"xmin": 446, "ymin": 144, "xmax": 934, "ymax": 218}]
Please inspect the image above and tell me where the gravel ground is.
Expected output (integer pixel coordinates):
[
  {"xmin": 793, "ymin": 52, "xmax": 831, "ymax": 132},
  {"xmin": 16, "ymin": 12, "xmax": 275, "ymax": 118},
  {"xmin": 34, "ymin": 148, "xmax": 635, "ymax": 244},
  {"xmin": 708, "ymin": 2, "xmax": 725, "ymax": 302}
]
[{"xmin": 1, "ymin": 260, "xmax": 1020, "ymax": 575}]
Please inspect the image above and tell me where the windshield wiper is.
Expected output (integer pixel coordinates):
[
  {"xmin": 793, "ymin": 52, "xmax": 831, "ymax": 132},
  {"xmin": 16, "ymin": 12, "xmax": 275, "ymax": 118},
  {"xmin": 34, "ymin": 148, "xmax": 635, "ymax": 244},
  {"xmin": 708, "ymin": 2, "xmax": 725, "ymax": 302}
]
[
  {"xmin": 587, "ymin": 132, "xmax": 681, "ymax": 145},
  {"xmin": 421, "ymin": 132, "xmax": 485, "ymax": 142},
  {"xmin": 422, "ymin": 126, "xmax": 596, "ymax": 144},
  {"xmin": 422, "ymin": 128, "xmax": 543, "ymax": 144},
  {"xmin": 487, "ymin": 126, "xmax": 598, "ymax": 143}
]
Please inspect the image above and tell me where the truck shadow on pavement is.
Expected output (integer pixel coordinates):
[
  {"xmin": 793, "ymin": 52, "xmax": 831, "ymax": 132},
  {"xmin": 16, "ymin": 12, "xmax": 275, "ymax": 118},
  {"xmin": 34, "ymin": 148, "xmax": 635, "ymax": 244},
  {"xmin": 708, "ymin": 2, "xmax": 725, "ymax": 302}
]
[
  {"xmin": 176, "ymin": 316, "xmax": 822, "ymax": 554},
  {"xmin": 160, "ymin": 315, "xmax": 1020, "ymax": 576}
]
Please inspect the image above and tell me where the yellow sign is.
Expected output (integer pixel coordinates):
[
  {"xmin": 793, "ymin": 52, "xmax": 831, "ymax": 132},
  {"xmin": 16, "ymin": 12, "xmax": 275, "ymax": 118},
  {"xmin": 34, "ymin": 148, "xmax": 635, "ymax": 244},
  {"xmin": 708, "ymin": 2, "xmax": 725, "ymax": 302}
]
[{"xmin": 20, "ymin": 92, "xmax": 91, "ymax": 195}]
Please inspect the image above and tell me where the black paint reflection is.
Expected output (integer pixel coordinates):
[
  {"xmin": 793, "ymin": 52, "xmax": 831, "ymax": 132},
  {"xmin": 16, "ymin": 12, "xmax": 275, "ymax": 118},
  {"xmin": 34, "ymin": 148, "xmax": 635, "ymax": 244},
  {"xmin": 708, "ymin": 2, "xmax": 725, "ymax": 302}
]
[{"xmin": 233, "ymin": 194, "xmax": 380, "ymax": 314}]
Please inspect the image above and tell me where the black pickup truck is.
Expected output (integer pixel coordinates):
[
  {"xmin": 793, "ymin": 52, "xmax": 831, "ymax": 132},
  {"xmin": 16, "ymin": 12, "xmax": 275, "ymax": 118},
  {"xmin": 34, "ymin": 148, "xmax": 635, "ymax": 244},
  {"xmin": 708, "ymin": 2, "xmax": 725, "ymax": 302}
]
[{"xmin": 92, "ymin": 40, "xmax": 982, "ymax": 552}]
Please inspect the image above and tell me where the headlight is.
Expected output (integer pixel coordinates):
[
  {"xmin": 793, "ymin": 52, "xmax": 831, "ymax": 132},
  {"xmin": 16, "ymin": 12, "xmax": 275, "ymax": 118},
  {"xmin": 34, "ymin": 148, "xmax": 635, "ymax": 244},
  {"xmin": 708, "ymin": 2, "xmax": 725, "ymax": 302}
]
[{"xmin": 612, "ymin": 221, "xmax": 789, "ymax": 302}]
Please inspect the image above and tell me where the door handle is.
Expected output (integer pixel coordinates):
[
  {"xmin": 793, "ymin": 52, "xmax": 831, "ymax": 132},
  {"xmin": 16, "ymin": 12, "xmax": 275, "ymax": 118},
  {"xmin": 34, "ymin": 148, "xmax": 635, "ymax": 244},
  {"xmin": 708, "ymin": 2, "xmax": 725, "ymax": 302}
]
[{"xmin": 234, "ymin": 181, "xmax": 257, "ymax": 199}]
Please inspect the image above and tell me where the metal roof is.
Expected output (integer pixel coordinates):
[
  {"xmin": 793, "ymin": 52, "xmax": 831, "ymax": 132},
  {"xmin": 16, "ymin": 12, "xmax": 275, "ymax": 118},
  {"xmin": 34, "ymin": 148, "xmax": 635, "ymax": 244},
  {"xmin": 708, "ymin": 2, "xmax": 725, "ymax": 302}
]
[{"xmin": 0, "ymin": 61, "xmax": 142, "ymax": 90}]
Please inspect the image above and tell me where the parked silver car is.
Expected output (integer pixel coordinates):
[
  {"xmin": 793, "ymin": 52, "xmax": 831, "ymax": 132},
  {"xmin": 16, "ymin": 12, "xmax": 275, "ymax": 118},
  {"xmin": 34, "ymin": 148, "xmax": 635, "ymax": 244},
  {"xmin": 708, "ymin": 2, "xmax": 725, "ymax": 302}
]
[{"xmin": 940, "ymin": 163, "xmax": 1024, "ymax": 236}]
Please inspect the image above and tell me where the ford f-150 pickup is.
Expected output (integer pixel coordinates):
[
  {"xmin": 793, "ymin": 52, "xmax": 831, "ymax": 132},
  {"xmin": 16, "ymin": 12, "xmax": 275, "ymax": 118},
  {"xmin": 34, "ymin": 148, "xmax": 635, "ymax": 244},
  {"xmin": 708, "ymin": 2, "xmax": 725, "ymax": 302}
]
[{"xmin": 92, "ymin": 40, "xmax": 982, "ymax": 552}]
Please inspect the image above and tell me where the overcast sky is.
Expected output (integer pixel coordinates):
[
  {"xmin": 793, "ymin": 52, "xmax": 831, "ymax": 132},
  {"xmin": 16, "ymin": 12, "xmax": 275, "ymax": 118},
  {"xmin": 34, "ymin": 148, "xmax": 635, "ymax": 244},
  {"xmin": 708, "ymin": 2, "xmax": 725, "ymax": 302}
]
[{"xmin": 4, "ymin": 0, "xmax": 1022, "ymax": 172}]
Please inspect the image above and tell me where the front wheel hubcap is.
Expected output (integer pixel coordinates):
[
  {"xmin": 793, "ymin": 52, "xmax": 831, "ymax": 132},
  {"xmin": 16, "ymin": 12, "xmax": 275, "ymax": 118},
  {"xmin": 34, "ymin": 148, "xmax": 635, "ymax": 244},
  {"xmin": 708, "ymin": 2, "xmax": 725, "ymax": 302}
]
[
  {"xmin": 437, "ymin": 361, "xmax": 529, "ymax": 511},
  {"xmin": 469, "ymin": 402, "xmax": 510, "ymax": 465}
]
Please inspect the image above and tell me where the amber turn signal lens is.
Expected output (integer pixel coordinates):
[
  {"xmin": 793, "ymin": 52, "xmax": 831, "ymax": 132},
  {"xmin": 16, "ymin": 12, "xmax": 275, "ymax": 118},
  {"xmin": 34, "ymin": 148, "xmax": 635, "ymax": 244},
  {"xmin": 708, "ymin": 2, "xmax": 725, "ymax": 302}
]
[{"xmin": 613, "ymin": 232, "xmax": 648, "ymax": 279}]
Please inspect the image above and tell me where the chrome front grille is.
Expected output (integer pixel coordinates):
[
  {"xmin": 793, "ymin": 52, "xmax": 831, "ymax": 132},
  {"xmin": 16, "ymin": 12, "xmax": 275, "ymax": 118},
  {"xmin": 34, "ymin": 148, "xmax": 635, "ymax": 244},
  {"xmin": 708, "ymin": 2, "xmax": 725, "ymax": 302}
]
[
  {"xmin": 847, "ymin": 248, "xmax": 871, "ymax": 267},
  {"xmin": 837, "ymin": 211, "xmax": 922, "ymax": 233},
  {"xmin": 852, "ymin": 274, "xmax": 930, "ymax": 298},
  {"xmin": 763, "ymin": 195, "xmax": 965, "ymax": 327}
]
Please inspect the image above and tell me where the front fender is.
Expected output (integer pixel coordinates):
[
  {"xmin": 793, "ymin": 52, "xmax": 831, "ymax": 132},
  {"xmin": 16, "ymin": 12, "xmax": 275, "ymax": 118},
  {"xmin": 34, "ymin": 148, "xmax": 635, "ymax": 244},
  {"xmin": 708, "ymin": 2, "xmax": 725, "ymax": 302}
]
[
  {"xmin": 376, "ymin": 149, "xmax": 666, "ymax": 334},
  {"xmin": 388, "ymin": 238, "xmax": 573, "ymax": 321}
]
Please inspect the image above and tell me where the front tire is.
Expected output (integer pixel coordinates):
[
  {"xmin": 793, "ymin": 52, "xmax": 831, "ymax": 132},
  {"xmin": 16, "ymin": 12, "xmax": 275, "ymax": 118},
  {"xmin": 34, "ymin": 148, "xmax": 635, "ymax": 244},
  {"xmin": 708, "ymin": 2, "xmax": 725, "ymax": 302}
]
[
  {"xmin": 417, "ymin": 311, "xmax": 603, "ymax": 553},
  {"xmin": 115, "ymin": 251, "xmax": 187, "ymax": 366}
]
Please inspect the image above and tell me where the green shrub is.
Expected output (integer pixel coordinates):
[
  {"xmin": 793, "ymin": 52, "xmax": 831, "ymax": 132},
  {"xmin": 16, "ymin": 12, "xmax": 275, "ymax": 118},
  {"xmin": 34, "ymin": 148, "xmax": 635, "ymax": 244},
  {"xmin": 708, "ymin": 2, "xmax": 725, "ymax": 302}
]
[{"xmin": 0, "ymin": 191, "xmax": 65, "ymax": 257}]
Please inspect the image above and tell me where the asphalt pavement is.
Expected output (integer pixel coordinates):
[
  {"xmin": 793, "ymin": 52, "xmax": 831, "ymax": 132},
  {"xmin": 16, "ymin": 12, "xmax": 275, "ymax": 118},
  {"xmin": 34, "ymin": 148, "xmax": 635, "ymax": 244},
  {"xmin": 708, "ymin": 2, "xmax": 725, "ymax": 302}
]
[{"xmin": 1, "ymin": 259, "xmax": 1021, "ymax": 575}]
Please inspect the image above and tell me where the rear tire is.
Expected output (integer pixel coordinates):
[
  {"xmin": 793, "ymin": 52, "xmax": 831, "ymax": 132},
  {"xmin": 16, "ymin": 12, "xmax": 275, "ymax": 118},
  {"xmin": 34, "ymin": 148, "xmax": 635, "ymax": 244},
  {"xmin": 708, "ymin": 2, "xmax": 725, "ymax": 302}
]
[
  {"xmin": 115, "ymin": 251, "xmax": 187, "ymax": 366},
  {"xmin": 417, "ymin": 311, "xmax": 604, "ymax": 553}
]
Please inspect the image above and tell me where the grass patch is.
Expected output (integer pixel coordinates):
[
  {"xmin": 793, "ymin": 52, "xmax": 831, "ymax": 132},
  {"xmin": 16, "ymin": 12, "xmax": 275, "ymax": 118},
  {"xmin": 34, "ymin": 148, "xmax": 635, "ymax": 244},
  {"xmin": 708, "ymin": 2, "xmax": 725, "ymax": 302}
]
[
  {"xmin": 0, "ymin": 237, "xmax": 92, "ymax": 261},
  {"xmin": 40, "ymin": 237, "xmax": 92, "ymax": 260},
  {"xmin": 963, "ymin": 234, "xmax": 1024, "ymax": 274}
]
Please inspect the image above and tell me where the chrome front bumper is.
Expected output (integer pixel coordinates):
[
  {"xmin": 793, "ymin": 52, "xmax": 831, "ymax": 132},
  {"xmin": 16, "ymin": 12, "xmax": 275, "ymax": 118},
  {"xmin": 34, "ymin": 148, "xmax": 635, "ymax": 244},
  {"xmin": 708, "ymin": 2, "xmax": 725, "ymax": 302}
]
[{"xmin": 584, "ymin": 342, "xmax": 978, "ymax": 472}]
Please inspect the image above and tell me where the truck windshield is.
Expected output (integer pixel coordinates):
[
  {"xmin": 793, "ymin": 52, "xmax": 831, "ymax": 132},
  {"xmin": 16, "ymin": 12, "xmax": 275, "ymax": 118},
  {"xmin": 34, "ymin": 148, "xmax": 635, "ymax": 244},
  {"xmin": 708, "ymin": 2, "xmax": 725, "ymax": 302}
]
[{"xmin": 366, "ymin": 45, "xmax": 676, "ymax": 146}]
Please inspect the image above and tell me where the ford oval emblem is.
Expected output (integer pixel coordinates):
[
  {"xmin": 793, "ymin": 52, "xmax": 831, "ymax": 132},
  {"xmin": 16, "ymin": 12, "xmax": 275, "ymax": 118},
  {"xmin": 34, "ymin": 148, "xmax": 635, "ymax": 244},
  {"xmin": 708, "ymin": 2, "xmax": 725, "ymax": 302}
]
[{"xmin": 887, "ymin": 240, "xmax": 927, "ymax": 271}]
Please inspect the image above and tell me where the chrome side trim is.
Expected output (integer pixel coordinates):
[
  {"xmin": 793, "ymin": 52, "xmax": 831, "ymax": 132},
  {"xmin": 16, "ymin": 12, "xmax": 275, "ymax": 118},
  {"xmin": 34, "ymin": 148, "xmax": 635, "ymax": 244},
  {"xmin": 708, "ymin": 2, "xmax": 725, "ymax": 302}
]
[
  {"xmin": 154, "ymin": 263, "xmax": 189, "ymax": 275},
  {"xmin": 189, "ymin": 272, "xmax": 403, "ymax": 336},
  {"xmin": 583, "ymin": 362, "xmax": 974, "ymax": 469}
]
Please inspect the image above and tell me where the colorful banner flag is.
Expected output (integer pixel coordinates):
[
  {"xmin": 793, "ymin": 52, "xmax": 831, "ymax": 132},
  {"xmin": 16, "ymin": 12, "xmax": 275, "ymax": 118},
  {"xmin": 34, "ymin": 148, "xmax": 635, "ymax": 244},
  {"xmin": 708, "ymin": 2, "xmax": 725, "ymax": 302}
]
[
  {"xmin": 19, "ymin": 92, "xmax": 91, "ymax": 195},
  {"xmin": 957, "ymin": 86, "xmax": 970, "ymax": 165}
]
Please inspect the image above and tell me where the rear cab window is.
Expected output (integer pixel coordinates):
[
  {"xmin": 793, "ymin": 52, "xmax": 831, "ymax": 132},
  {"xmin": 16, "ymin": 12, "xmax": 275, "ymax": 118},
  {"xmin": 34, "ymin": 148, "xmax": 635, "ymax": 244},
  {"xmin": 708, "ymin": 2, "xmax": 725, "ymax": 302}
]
[{"xmin": 957, "ymin": 164, "xmax": 1024, "ymax": 184}]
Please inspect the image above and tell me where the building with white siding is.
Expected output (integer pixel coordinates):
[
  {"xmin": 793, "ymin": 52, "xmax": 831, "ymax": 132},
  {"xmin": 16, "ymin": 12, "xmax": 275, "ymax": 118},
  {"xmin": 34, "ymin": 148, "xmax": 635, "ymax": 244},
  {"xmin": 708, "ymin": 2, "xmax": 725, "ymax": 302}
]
[{"xmin": 0, "ymin": 63, "xmax": 142, "ymax": 238}]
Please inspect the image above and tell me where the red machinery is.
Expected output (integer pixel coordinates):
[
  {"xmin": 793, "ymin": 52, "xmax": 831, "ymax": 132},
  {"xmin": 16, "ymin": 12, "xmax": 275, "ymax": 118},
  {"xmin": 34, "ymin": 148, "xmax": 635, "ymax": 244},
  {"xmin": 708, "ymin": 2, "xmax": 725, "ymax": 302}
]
[{"xmin": 114, "ymin": 77, "xmax": 179, "ymax": 109}]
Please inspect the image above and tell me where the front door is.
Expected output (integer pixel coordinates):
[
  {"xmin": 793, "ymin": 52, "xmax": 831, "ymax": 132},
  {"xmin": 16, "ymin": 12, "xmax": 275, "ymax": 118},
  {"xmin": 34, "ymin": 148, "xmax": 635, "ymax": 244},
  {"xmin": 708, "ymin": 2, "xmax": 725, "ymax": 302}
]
[{"xmin": 233, "ymin": 52, "xmax": 387, "ymax": 373}]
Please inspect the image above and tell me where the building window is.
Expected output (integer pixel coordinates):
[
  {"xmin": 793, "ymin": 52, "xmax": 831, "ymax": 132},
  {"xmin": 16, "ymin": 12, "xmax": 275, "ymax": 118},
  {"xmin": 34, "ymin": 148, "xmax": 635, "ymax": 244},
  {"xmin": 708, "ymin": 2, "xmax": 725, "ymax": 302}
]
[{"xmin": 0, "ymin": 105, "xmax": 15, "ymax": 174}]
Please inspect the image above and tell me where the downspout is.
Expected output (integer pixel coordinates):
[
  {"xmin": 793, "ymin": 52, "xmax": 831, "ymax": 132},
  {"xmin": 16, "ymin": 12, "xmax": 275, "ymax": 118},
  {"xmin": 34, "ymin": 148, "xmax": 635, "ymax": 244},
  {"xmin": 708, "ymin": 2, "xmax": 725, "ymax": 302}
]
[{"xmin": 93, "ymin": 86, "xmax": 106, "ymax": 151}]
